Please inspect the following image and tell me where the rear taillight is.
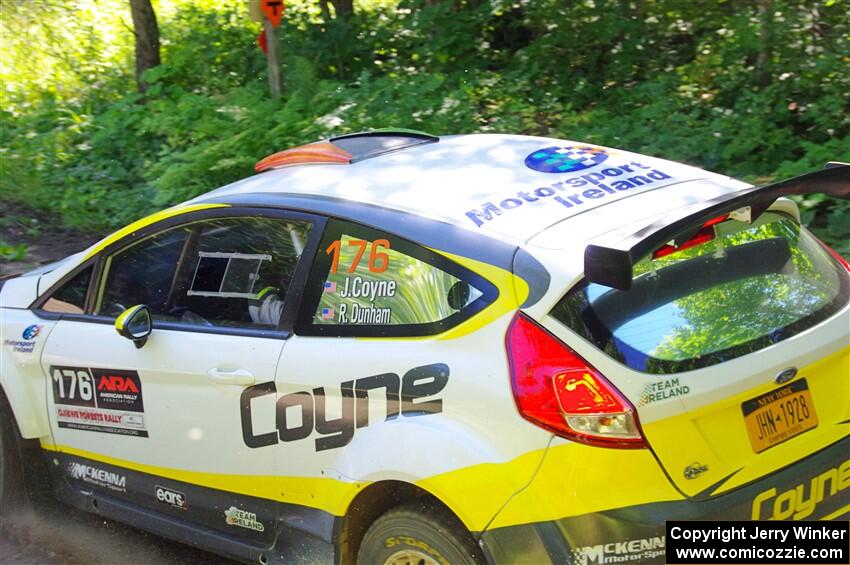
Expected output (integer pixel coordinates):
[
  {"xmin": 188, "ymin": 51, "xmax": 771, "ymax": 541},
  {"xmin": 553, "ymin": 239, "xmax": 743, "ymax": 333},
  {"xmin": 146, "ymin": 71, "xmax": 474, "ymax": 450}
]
[
  {"xmin": 506, "ymin": 313, "xmax": 646, "ymax": 449},
  {"xmin": 651, "ymin": 213, "xmax": 729, "ymax": 260}
]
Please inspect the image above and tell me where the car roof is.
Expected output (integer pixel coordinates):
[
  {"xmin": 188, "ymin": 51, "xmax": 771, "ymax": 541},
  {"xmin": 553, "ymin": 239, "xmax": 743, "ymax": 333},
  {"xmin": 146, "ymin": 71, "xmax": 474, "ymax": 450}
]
[{"xmin": 194, "ymin": 133, "xmax": 746, "ymax": 245}]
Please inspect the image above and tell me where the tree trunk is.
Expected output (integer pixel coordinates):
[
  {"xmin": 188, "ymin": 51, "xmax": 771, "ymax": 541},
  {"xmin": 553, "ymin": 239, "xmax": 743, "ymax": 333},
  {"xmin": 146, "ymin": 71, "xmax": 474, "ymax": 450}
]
[
  {"xmin": 329, "ymin": 0, "xmax": 354, "ymax": 19},
  {"xmin": 263, "ymin": 19, "xmax": 282, "ymax": 100},
  {"xmin": 129, "ymin": 0, "xmax": 161, "ymax": 94},
  {"xmin": 319, "ymin": 0, "xmax": 332, "ymax": 21},
  {"xmin": 755, "ymin": 0, "xmax": 773, "ymax": 87}
]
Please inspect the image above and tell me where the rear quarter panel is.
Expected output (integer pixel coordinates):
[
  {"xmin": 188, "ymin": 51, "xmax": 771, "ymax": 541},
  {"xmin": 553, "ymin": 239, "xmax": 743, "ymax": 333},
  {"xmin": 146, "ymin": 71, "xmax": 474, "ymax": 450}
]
[{"xmin": 272, "ymin": 313, "xmax": 553, "ymax": 533}]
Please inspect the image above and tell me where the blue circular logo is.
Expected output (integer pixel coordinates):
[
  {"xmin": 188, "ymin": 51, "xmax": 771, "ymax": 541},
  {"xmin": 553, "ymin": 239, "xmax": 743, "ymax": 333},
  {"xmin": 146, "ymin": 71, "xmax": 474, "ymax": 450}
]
[
  {"xmin": 774, "ymin": 367, "xmax": 797, "ymax": 385},
  {"xmin": 22, "ymin": 324, "xmax": 42, "ymax": 340},
  {"xmin": 525, "ymin": 145, "xmax": 609, "ymax": 173}
]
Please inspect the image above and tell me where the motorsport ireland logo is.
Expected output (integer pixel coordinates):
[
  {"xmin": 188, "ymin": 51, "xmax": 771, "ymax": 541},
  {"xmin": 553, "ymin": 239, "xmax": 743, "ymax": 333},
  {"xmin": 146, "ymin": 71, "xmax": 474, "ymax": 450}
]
[
  {"xmin": 525, "ymin": 146, "xmax": 609, "ymax": 173},
  {"xmin": 3, "ymin": 324, "xmax": 43, "ymax": 354},
  {"xmin": 22, "ymin": 324, "xmax": 42, "ymax": 340}
]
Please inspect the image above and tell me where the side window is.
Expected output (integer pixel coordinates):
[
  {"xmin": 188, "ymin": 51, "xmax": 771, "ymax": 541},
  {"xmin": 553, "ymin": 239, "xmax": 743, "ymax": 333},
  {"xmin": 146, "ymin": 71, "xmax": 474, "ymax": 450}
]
[
  {"xmin": 99, "ymin": 226, "xmax": 190, "ymax": 318},
  {"xmin": 298, "ymin": 221, "xmax": 496, "ymax": 337},
  {"xmin": 41, "ymin": 265, "xmax": 93, "ymax": 314},
  {"xmin": 97, "ymin": 216, "xmax": 312, "ymax": 330}
]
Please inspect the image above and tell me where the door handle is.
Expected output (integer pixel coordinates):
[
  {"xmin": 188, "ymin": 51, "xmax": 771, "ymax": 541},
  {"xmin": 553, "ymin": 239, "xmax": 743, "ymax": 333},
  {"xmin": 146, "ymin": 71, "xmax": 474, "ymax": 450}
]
[{"xmin": 206, "ymin": 367, "xmax": 255, "ymax": 386}]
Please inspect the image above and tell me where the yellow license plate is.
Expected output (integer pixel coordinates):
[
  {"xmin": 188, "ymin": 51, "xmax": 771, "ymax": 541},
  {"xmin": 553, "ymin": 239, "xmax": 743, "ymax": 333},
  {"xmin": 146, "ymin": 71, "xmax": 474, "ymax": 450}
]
[{"xmin": 742, "ymin": 379, "xmax": 818, "ymax": 453}]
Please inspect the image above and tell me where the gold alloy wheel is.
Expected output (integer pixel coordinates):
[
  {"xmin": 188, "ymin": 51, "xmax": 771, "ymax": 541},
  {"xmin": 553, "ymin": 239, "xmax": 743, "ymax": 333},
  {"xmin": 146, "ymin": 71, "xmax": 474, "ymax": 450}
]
[{"xmin": 384, "ymin": 549, "xmax": 441, "ymax": 565}]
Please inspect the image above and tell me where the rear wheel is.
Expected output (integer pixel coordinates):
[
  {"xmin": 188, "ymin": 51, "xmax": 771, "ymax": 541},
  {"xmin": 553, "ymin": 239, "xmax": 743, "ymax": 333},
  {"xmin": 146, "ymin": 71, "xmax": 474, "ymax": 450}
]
[{"xmin": 357, "ymin": 503, "xmax": 484, "ymax": 565}]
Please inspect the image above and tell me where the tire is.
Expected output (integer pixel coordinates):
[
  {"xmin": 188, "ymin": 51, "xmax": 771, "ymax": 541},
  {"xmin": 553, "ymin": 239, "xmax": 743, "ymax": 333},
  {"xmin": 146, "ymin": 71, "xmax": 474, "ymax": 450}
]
[
  {"xmin": 0, "ymin": 398, "xmax": 26, "ymax": 514},
  {"xmin": 357, "ymin": 503, "xmax": 484, "ymax": 565}
]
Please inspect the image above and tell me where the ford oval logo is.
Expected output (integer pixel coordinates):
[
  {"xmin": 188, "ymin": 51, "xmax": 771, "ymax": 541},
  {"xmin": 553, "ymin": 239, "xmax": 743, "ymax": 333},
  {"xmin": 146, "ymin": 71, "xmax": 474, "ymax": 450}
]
[{"xmin": 774, "ymin": 367, "xmax": 797, "ymax": 385}]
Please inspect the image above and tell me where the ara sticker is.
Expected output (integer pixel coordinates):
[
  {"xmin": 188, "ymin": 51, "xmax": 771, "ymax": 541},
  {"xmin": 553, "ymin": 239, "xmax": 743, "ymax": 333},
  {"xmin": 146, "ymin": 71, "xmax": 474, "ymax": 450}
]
[{"xmin": 51, "ymin": 366, "xmax": 148, "ymax": 437}]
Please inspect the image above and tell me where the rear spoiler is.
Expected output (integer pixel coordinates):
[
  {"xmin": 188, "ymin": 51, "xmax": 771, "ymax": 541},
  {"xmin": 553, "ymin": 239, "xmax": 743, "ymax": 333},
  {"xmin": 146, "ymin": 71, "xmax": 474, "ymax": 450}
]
[{"xmin": 584, "ymin": 163, "xmax": 850, "ymax": 290}]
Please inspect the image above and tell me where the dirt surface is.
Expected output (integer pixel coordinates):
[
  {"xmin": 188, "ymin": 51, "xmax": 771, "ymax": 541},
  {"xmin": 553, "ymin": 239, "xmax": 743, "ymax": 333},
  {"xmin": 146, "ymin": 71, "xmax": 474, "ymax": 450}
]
[
  {"xmin": 0, "ymin": 495, "xmax": 236, "ymax": 564},
  {"xmin": 0, "ymin": 201, "xmax": 103, "ymax": 277}
]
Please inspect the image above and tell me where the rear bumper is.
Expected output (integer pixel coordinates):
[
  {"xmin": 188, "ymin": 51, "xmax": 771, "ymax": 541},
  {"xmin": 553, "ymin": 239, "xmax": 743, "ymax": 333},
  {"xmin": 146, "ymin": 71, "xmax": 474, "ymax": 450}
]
[{"xmin": 479, "ymin": 435, "xmax": 850, "ymax": 565}]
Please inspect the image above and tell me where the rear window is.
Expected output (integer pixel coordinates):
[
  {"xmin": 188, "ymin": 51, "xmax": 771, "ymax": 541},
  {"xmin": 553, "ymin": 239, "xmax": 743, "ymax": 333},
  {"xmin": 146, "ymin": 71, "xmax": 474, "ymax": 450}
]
[{"xmin": 552, "ymin": 211, "xmax": 849, "ymax": 373}]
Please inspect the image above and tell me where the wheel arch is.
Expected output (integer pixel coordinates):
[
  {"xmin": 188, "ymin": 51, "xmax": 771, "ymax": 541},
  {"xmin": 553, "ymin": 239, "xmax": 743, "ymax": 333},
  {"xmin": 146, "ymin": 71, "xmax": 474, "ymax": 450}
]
[
  {"xmin": 0, "ymin": 356, "xmax": 52, "ymax": 439},
  {"xmin": 335, "ymin": 479, "xmax": 478, "ymax": 565}
]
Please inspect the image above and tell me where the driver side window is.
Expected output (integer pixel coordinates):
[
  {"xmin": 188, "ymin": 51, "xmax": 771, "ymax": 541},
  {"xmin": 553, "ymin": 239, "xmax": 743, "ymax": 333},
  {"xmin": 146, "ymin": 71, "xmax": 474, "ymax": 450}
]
[{"xmin": 97, "ymin": 216, "xmax": 311, "ymax": 330}]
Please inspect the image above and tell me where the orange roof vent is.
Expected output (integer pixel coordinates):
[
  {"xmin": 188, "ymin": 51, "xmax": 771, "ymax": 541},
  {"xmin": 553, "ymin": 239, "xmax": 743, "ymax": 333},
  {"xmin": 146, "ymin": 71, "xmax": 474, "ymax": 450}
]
[
  {"xmin": 255, "ymin": 130, "xmax": 439, "ymax": 173},
  {"xmin": 254, "ymin": 142, "xmax": 352, "ymax": 172}
]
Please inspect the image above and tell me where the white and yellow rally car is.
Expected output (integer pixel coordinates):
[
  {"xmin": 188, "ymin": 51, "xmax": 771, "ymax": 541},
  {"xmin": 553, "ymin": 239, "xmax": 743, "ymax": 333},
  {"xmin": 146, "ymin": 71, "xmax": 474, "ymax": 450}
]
[{"xmin": 1, "ymin": 131, "xmax": 848, "ymax": 565}]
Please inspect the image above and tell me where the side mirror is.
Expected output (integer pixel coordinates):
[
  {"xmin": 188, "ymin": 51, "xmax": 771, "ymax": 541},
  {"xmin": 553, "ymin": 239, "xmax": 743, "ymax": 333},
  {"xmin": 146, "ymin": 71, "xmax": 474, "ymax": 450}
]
[{"xmin": 115, "ymin": 304, "xmax": 152, "ymax": 349}]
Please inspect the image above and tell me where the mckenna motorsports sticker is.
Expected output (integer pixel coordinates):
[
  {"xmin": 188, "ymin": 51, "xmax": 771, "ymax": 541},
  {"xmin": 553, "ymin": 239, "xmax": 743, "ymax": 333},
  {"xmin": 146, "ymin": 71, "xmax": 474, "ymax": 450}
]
[
  {"xmin": 224, "ymin": 507, "xmax": 264, "ymax": 532},
  {"xmin": 67, "ymin": 462, "xmax": 127, "ymax": 492},
  {"xmin": 51, "ymin": 366, "xmax": 148, "ymax": 437},
  {"xmin": 571, "ymin": 535, "xmax": 665, "ymax": 565}
]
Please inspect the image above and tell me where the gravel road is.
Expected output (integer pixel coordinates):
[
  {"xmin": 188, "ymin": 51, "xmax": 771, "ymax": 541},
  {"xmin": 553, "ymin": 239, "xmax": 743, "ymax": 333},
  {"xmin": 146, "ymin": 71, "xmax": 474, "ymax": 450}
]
[{"xmin": 0, "ymin": 492, "xmax": 237, "ymax": 565}]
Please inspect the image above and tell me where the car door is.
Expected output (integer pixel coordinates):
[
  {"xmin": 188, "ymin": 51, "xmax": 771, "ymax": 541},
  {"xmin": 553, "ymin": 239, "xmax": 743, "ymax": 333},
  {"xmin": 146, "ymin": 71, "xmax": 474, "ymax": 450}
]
[{"xmin": 38, "ymin": 208, "xmax": 322, "ymax": 544}]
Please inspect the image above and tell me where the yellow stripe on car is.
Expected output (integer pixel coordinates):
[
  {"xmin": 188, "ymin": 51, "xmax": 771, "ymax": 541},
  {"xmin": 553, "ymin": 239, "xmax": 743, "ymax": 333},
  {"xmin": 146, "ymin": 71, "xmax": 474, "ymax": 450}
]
[
  {"xmin": 38, "ymin": 440, "xmax": 550, "ymax": 529},
  {"xmin": 40, "ymin": 442, "xmax": 368, "ymax": 516},
  {"xmin": 83, "ymin": 203, "xmax": 229, "ymax": 260},
  {"xmin": 39, "ymin": 440, "xmax": 682, "ymax": 533},
  {"xmin": 461, "ymin": 442, "xmax": 683, "ymax": 530}
]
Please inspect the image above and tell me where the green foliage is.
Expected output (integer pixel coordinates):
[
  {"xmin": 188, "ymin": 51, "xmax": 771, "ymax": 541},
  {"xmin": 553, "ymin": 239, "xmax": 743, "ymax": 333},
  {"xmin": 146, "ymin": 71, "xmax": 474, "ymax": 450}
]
[
  {"xmin": 0, "ymin": 241, "xmax": 28, "ymax": 261},
  {"xmin": 1, "ymin": 0, "xmax": 848, "ymax": 255}
]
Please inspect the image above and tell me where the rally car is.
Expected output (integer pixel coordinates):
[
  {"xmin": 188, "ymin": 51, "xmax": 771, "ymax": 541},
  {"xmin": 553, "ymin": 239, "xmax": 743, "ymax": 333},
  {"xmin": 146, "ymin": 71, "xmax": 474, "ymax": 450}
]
[{"xmin": 1, "ymin": 130, "xmax": 848, "ymax": 565}]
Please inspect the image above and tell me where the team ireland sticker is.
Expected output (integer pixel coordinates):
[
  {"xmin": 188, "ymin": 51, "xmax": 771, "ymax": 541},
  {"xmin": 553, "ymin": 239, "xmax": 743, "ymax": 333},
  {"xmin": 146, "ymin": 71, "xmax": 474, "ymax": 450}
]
[
  {"xmin": 224, "ymin": 506, "xmax": 265, "ymax": 532},
  {"xmin": 638, "ymin": 378, "xmax": 691, "ymax": 406}
]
